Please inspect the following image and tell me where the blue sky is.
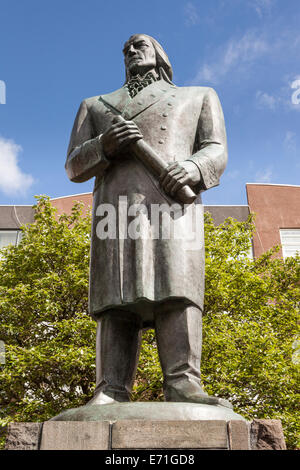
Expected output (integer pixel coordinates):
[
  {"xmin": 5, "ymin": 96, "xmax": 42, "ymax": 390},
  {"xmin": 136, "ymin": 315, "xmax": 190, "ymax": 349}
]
[{"xmin": 0, "ymin": 0, "xmax": 299, "ymax": 206}]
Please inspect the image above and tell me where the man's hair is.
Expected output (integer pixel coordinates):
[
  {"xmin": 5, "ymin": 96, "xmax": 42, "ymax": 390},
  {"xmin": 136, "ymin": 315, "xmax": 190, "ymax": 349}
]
[{"xmin": 124, "ymin": 34, "xmax": 173, "ymax": 82}]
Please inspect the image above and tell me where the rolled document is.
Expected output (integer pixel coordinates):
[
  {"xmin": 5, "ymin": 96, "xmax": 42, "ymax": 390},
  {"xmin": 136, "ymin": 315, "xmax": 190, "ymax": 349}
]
[{"xmin": 113, "ymin": 114, "xmax": 197, "ymax": 204}]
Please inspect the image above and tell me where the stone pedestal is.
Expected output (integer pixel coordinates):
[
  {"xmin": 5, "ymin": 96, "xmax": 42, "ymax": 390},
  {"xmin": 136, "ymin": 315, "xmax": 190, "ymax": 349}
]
[
  {"xmin": 4, "ymin": 403, "xmax": 287, "ymax": 450},
  {"xmin": 250, "ymin": 419, "xmax": 287, "ymax": 450},
  {"xmin": 6, "ymin": 419, "xmax": 250, "ymax": 450},
  {"xmin": 5, "ymin": 423, "xmax": 42, "ymax": 450}
]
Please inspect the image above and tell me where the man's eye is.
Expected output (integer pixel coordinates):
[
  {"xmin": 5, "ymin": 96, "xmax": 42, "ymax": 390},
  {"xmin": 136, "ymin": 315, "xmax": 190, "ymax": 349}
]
[{"xmin": 135, "ymin": 42, "xmax": 147, "ymax": 48}]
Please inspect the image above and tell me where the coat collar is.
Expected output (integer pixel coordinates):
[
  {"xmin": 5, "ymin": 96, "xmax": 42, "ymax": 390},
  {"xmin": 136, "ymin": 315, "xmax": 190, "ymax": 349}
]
[{"xmin": 99, "ymin": 78, "xmax": 176, "ymax": 120}]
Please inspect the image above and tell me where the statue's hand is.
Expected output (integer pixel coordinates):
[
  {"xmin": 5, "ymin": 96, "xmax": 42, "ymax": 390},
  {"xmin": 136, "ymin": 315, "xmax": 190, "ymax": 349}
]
[
  {"xmin": 159, "ymin": 161, "xmax": 201, "ymax": 197},
  {"xmin": 102, "ymin": 120, "xmax": 143, "ymax": 159}
]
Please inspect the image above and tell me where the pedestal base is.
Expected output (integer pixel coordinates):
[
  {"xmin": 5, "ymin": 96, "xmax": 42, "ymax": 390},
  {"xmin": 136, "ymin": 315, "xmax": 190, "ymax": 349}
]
[
  {"xmin": 4, "ymin": 405, "xmax": 287, "ymax": 450},
  {"xmin": 5, "ymin": 416, "xmax": 287, "ymax": 450},
  {"xmin": 41, "ymin": 419, "xmax": 249, "ymax": 450}
]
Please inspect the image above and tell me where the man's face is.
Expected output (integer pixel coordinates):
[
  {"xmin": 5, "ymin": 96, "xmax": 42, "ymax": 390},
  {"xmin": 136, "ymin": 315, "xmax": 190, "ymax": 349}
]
[{"xmin": 123, "ymin": 35, "xmax": 156, "ymax": 77}]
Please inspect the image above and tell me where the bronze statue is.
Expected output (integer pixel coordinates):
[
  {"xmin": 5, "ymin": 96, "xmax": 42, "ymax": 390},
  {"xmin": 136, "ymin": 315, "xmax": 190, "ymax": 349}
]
[{"xmin": 66, "ymin": 34, "xmax": 228, "ymax": 407}]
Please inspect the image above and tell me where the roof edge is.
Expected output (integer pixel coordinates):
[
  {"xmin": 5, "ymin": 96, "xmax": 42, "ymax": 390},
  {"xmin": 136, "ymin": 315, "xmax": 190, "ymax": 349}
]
[
  {"xmin": 246, "ymin": 183, "xmax": 300, "ymax": 188},
  {"xmin": 50, "ymin": 192, "xmax": 93, "ymax": 201}
]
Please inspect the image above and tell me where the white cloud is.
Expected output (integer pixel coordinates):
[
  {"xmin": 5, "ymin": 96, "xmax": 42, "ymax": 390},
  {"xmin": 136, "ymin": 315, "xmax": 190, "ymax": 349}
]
[
  {"xmin": 249, "ymin": 0, "xmax": 275, "ymax": 18},
  {"xmin": 254, "ymin": 75, "xmax": 300, "ymax": 113},
  {"xmin": 184, "ymin": 2, "xmax": 199, "ymax": 26},
  {"xmin": 190, "ymin": 30, "xmax": 269, "ymax": 85},
  {"xmin": 187, "ymin": 25, "xmax": 300, "ymax": 85},
  {"xmin": 255, "ymin": 167, "xmax": 273, "ymax": 183},
  {"xmin": 273, "ymin": 75, "xmax": 300, "ymax": 113},
  {"xmin": 283, "ymin": 131, "xmax": 297, "ymax": 154},
  {"xmin": 225, "ymin": 170, "xmax": 240, "ymax": 180},
  {"xmin": 255, "ymin": 90, "xmax": 277, "ymax": 110},
  {"xmin": 0, "ymin": 137, "xmax": 34, "ymax": 196}
]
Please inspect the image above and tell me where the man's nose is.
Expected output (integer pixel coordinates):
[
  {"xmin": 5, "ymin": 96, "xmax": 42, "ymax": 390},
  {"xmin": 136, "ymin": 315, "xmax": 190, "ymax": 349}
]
[{"xmin": 127, "ymin": 45, "xmax": 137, "ymax": 56}]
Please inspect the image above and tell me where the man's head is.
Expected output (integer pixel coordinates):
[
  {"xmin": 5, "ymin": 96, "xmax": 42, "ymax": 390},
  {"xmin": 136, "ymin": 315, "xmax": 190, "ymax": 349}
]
[{"xmin": 123, "ymin": 34, "xmax": 173, "ymax": 82}]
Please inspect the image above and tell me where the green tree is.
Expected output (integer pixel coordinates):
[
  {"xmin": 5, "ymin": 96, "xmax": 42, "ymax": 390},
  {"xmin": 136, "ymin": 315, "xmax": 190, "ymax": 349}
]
[
  {"xmin": 0, "ymin": 197, "xmax": 95, "ymax": 434},
  {"xmin": 201, "ymin": 214, "xmax": 299, "ymax": 449},
  {"xmin": 0, "ymin": 198, "xmax": 299, "ymax": 448}
]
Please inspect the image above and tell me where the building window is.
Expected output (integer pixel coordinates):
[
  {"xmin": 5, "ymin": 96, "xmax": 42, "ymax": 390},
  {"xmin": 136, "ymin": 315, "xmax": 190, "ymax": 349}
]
[
  {"xmin": 0, "ymin": 230, "xmax": 22, "ymax": 250},
  {"xmin": 280, "ymin": 229, "xmax": 300, "ymax": 259}
]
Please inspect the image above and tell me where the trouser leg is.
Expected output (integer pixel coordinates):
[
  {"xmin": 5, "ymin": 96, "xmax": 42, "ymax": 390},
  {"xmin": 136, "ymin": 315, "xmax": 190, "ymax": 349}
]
[
  {"xmin": 155, "ymin": 301, "xmax": 233, "ymax": 408},
  {"xmin": 154, "ymin": 301, "xmax": 207, "ymax": 401},
  {"xmin": 89, "ymin": 309, "xmax": 142, "ymax": 404}
]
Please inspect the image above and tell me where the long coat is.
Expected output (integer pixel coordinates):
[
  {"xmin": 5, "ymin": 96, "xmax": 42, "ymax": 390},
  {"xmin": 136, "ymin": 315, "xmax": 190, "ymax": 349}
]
[{"xmin": 66, "ymin": 77, "xmax": 227, "ymax": 325}]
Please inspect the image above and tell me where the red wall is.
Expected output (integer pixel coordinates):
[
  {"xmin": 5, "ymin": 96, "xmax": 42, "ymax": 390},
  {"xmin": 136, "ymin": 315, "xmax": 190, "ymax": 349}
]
[
  {"xmin": 51, "ymin": 193, "xmax": 93, "ymax": 216},
  {"xmin": 246, "ymin": 184, "xmax": 300, "ymax": 258}
]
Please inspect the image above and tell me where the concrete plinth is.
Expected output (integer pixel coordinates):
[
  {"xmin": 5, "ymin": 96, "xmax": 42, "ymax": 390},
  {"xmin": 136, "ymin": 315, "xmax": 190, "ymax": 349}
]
[
  {"xmin": 4, "ymin": 404, "xmax": 287, "ymax": 450},
  {"xmin": 40, "ymin": 421, "xmax": 110, "ymax": 450},
  {"xmin": 6, "ymin": 419, "xmax": 250, "ymax": 450}
]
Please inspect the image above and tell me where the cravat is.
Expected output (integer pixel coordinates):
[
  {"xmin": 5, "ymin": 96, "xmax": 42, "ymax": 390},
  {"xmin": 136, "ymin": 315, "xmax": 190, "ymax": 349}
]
[{"xmin": 126, "ymin": 72, "xmax": 158, "ymax": 98}]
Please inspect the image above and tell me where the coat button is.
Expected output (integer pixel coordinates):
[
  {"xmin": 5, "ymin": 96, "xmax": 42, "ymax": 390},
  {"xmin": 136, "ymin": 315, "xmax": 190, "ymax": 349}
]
[
  {"xmin": 158, "ymin": 139, "xmax": 164, "ymax": 144},
  {"xmin": 167, "ymin": 103, "xmax": 172, "ymax": 107},
  {"xmin": 162, "ymin": 113, "xmax": 168, "ymax": 117},
  {"xmin": 161, "ymin": 125, "xmax": 167, "ymax": 130}
]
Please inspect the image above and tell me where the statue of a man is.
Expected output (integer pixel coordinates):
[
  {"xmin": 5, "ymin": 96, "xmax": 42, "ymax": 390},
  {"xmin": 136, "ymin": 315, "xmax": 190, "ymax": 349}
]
[{"xmin": 66, "ymin": 34, "xmax": 228, "ymax": 406}]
